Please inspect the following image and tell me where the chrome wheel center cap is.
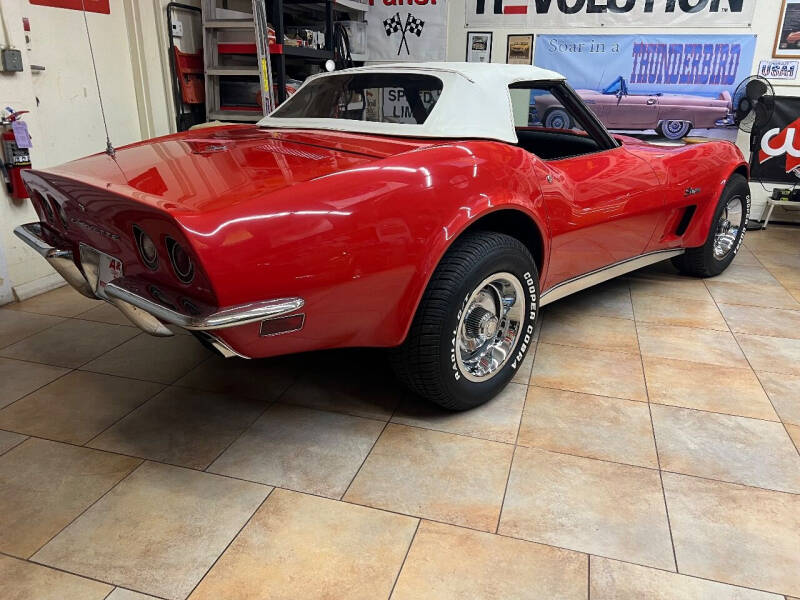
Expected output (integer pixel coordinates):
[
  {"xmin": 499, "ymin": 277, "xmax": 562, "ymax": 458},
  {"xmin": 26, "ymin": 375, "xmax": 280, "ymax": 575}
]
[{"xmin": 465, "ymin": 306, "xmax": 498, "ymax": 342}]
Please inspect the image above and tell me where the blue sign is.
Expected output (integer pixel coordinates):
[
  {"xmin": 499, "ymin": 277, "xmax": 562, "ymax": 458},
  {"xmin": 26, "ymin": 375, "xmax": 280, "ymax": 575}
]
[{"xmin": 535, "ymin": 34, "xmax": 756, "ymax": 99}]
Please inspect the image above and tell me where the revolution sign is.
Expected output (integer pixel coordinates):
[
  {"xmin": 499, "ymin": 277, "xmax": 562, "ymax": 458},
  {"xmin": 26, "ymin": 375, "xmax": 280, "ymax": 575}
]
[{"xmin": 466, "ymin": 0, "xmax": 755, "ymax": 27}]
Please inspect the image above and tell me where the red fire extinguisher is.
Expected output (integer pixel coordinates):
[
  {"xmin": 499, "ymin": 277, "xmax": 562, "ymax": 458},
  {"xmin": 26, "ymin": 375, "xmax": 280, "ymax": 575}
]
[{"xmin": 1, "ymin": 108, "xmax": 32, "ymax": 200}]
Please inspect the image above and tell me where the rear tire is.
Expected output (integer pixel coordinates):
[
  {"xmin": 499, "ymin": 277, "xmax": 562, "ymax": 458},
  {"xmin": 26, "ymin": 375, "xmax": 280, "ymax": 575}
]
[
  {"xmin": 657, "ymin": 120, "xmax": 692, "ymax": 140},
  {"xmin": 544, "ymin": 108, "xmax": 572, "ymax": 130},
  {"xmin": 672, "ymin": 174, "xmax": 750, "ymax": 277},
  {"xmin": 391, "ymin": 232, "xmax": 539, "ymax": 411}
]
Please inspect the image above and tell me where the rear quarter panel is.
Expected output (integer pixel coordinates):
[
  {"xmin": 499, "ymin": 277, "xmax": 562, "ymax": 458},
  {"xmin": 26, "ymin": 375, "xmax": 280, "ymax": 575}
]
[{"xmin": 179, "ymin": 141, "xmax": 547, "ymax": 355}]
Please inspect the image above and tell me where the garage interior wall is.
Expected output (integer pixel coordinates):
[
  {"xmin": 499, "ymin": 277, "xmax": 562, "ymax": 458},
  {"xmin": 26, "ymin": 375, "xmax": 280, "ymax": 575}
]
[
  {"xmin": 1, "ymin": 1, "xmax": 798, "ymax": 305},
  {"xmin": 0, "ymin": 0, "xmax": 196, "ymax": 305},
  {"xmin": 445, "ymin": 2, "xmax": 800, "ymax": 224}
]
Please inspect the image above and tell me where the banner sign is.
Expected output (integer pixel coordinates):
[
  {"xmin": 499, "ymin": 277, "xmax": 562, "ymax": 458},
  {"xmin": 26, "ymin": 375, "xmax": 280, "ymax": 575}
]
[
  {"xmin": 534, "ymin": 34, "xmax": 756, "ymax": 141},
  {"xmin": 466, "ymin": 0, "xmax": 755, "ymax": 28},
  {"xmin": 751, "ymin": 96, "xmax": 800, "ymax": 184},
  {"xmin": 367, "ymin": 0, "xmax": 447, "ymax": 61},
  {"xmin": 29, "ymin": 0, "xmax": 109, "ymax": 14}
]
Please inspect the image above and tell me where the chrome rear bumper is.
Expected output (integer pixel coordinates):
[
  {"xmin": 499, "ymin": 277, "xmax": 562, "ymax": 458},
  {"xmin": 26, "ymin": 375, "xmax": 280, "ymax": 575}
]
[{"xmin": 14, "ymin": 222, "xmax": 304, "ymax": 345}]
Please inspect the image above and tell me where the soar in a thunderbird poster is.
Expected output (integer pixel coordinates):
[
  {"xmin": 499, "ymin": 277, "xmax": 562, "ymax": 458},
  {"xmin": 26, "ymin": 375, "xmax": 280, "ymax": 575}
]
[{"xmin": 533, "ymin": 34, "xmax": 756, "ymax": 141}]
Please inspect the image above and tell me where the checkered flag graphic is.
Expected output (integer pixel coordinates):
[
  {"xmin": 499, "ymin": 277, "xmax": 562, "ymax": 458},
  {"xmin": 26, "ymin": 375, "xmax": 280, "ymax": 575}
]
[
  {"xmin": 383, "ymin": 13, "xmax": 403, "ymax": 36},
  {"xmin": 405, "ymin": 14, "xmax": 424, "ymax": 37}
]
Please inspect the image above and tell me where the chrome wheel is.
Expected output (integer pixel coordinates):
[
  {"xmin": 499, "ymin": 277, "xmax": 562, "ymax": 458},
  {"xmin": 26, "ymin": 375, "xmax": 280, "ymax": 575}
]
[
  {"xmin": 713, "ymin": 196, "xmax": 744, "ymax": 260},
  {"xmin": 661, "ymin": 120, "xmax": 691, "ymax": 140},
  {"xmin": 455, "ymin": 272, "xmax": 526, "ymax": 382}
]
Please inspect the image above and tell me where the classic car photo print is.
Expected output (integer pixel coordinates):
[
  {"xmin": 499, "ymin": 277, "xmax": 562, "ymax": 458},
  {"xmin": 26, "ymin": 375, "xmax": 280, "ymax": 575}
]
[
  {"xmin": 774, "ymin": 0, "xmax": 800, "ymax": 57},
  {"xmin": 534, "ymin": 34, "xmax": 757, "ymax": 140},
  {"xmin": 14, "ymin": 64, "xmax": 750, "ymax": 411}
]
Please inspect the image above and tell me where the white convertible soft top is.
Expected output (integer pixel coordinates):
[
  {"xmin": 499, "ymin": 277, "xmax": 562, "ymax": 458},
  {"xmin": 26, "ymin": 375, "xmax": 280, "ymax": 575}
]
[{"xmin": 257, "ymin": 62, "xmax": 565, "ymax": 144}]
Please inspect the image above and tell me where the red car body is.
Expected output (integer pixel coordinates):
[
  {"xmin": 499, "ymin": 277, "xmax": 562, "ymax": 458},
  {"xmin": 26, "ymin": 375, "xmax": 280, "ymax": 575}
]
[{"xmin": 15, "ymin": 64, "xmax": 749, "ymax": 362}]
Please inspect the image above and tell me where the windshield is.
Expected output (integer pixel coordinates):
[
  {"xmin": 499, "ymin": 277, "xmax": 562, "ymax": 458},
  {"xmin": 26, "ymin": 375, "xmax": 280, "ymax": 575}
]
[{"xmin": 269, "ymin": 73, "xmax": 444, "ymax": 125}]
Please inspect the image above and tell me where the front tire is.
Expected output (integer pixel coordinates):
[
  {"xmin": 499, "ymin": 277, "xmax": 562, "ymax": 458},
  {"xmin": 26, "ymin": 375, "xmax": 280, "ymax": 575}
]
[
  {"xmin": 391, "ymin": 232, "xmax": 539, "ymax": 410},
  {"xmin": 672, "ymin": 174, "xmax": 750, "ymax": 277}
]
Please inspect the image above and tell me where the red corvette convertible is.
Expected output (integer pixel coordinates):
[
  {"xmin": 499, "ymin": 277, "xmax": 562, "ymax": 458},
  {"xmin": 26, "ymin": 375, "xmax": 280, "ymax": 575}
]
[{"xmin": 15, "ymin": 63, "xmax": 749, "ymax": 410}]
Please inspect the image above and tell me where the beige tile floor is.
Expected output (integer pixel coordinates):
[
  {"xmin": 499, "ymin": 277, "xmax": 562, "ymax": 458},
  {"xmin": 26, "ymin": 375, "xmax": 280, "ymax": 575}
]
[{"xmin": 1, "ymin": 226, "xmax": 800, "ymax": 599}]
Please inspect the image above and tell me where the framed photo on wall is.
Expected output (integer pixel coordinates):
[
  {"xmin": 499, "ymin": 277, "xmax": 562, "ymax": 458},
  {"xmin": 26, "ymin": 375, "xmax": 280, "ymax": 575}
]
[
  {"xmin": 466, "ymin": 32, "xmax": 493, "ymax": 63},
  {"xmin": 507, "ymin": 34, "xmax": 533, "ymax": 65},
  {"xmin": 774, "ymin": 0, "xmax": 800, "ymax": 58}
]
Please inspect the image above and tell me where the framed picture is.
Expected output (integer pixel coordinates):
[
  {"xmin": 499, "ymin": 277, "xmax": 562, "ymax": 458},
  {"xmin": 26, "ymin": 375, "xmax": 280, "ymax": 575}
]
[
  {"xmin": 507, "ymin": 34, "xmax": 533, "ymax": 65},
  {"xmin": 466, "ymin": 32, "xmax": 492, "ymax": 63},
  {"xmin": 774, "ymin": 0, "xmax": 800, "ymax": 58}
]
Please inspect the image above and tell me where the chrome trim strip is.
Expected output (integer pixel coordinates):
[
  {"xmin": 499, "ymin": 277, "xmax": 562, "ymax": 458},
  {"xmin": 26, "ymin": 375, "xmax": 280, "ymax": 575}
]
[
  {"xmin": 539, "ymin": 249, "xmax": 685, "ymax": 307},
  {"xmin": 105, "ymin": 282, "xmax": 304, "ymax": 331},
  {"xmin": 14, "ymin": 223, "xmax": 96, "ymax": 299}
]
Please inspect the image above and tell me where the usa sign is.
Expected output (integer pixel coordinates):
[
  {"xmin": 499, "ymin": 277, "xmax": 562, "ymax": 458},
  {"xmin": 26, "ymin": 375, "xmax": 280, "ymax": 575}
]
[{"xmin": 466, "ymin": 0, "xmax": 755, "ymax": 28}]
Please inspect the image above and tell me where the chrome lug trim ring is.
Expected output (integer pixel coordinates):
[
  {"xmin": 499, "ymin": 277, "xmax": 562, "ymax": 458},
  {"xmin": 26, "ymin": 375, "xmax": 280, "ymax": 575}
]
[
  {"xmin": 713, "ymin": 195, "xmax": 744, "ymax": 260},
  {"xmin": 455, "ymin": 272, "xmax": 526, "ymax": 383}
]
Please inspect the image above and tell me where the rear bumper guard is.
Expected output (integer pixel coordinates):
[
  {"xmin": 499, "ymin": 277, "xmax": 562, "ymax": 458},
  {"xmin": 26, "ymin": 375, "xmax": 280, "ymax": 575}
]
[{"xmin": 14, "ymin": 222, "xmax": 304, "ymax": 345}]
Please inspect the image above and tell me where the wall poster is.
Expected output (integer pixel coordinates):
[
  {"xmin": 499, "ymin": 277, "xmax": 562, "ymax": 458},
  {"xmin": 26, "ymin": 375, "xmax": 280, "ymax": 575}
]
[
  {"xmin": 467, "ymin": 0, "xmax": 755, "ymax": 28},
  {"xmin": 507, "ymin": 34, "xmax": 534, "ymax": 64},
  {"xmin": 466, "ymin": 31, "xmax": 493, "ymax": 62},
  {"xmin": 774, "ymin": 0, "xmax": 800, "ymax": 58},
  {"xmin": 367, "ymin": 0, "xmax": 447, "ymax": 61},
  {"xmin": 533, "ymin": 34, "xmax": 756, "ymax": 141}
]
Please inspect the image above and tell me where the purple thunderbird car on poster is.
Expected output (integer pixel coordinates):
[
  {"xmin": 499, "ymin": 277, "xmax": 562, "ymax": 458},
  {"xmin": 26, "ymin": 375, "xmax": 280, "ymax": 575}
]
[{"xmin": 533, "ymin": 76, "xmax": 734, "ymax": 140}]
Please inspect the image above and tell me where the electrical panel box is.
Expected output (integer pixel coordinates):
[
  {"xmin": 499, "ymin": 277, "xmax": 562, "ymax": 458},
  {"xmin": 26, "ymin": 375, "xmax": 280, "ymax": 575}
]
[{"xmin": 1, "ymin": 49, "xmax": 23, "ymax": 72}]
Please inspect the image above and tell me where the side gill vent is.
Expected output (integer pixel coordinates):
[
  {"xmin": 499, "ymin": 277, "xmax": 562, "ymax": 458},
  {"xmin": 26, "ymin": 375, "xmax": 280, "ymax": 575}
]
[{"xmin": 675, "ymin": 205, "xmax": 697, "ymax": 237}]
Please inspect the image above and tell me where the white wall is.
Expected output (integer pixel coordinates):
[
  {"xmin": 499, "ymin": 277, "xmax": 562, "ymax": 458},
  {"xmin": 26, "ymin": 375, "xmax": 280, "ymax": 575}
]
[
  {"xmin": 446, "ymin": 2, "xmax": 800, "ymax": 222},
  {"xmin": 0, "ymin": 0, "xmax": 193, "ymax": 304}
]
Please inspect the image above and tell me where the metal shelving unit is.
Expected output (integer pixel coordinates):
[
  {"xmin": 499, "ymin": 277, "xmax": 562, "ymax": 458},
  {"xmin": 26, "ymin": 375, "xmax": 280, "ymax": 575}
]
[
  {"xmin": 201, "ymin": 0, "xmax": 367, "ymax": 120},
  {"xmin": 269, "ymin": 0, "xmax": 334, "ymax": 105}
]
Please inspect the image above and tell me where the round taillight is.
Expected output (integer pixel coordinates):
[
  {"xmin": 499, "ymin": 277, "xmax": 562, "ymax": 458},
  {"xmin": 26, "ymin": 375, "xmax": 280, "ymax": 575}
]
[
  {"xmin": 134, "ymin": 225, "xmax": 159, "ymax": 270},
  {"xmin": 56, "ymin": 202, "xmax": 69, "ymax": 229},
  {"xmin": 40, "ymin": 193, "xmax": 54, "ymax": 222},
  {"xmin": 166, "ymin": 237, "xmax": 194, "ymax": 284}
]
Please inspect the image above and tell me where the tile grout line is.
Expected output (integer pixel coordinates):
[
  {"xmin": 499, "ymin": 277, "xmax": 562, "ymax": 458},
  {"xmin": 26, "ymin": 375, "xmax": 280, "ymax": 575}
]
[
  {"xmin": 4, "ymin": 406, "xmax": 800, "ymax": 498},
  {"xmin": 631, "ymin": 293, "xmax": 680, "ymax": 575},
  {"xmin": 201, "ymin": 369, "xmax": 303, "ymax": 473},
  {"xmin": 386, "ymin": 518, "xmax": 421, "ymax": 600},
  {"xmin": 338, "ymin": 403, "xmax": 397, "ymax": 501},
  {"xmin": 706, "ymin": 278, "xmax": 800, "ymax": 460},
  {"xmin": 81, "ymin": 383, "xmax": 168, "ymax": 448},
  {"xmin": 183, "ymin": 486, "xmax": 276, "ymax": 599},
  {"xmin": 1, "ymin": 518, "xmax": 788, "ymax": 600},
  {"xmin": 0, "ymin": 366, "xmax": 77, "ymax": 414},
  {"xmin": 494, "ymin": 335, "xmax": 539, "ymax": 535},
  {"xmin": 0, "ymin": 432, "xmax": 28, "ymax": 458},
  {"xmin": 0, "ymin": 549, "xmax": 172, "ymax": 600},
  {"xmin": 587, "ymin": 553, "xmax": 591, "ymax": 600},
  {"xmin": 25, "ymin": 459, "xmax": 146, "ymax": 562}
]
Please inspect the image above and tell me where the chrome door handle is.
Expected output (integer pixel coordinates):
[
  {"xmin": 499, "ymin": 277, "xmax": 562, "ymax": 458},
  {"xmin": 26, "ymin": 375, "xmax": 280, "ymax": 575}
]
[{"xmin": 646, "ymin": 98, "xmax": 657, "ymax": 105}]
